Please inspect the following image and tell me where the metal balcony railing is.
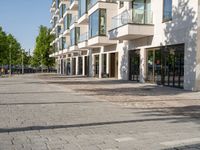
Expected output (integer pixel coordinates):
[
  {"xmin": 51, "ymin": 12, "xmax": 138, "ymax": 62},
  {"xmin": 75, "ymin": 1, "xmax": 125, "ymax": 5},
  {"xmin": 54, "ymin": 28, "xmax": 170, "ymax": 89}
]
[{"xmin": 111, "ymin": 9, "xmax": 153, "ymax": 30}]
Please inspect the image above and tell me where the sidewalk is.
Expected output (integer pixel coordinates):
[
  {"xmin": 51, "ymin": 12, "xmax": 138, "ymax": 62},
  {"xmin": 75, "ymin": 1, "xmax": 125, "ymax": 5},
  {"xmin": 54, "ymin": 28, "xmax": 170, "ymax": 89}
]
[{"xmin": 39, "ymin": 73, "xmax": 200, "ymax": 109}]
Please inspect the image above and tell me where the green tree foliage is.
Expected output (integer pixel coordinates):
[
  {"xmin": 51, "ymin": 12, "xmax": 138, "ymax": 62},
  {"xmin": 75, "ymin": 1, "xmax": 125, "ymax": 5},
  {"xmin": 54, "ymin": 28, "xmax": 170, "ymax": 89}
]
[
  {"xmin": 0, "ymin": 26, "xmax": 31, "ymax": 68},
  {"xmin": 0, "ymin": 27, "xmax": 8, "ymax": 65},
  {"xmin": 32, "ymin": 25, "xmax": 55, "ymax": 70}
]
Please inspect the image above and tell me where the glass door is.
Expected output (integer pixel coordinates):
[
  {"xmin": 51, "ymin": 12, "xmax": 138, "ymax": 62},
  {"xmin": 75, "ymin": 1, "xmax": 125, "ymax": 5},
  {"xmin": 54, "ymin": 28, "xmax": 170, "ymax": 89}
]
[
  {"xmin": 129, "ymin": 50, "xmax": 140, "ymax": 81},
  {"xmin": 147, "ymin": 44, "xmax": 184, "ymax": 89}
]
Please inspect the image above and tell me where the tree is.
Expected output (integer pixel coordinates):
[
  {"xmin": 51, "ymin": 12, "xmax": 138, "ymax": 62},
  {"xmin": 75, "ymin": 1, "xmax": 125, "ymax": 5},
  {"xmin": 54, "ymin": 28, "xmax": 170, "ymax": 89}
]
[
  {"xmin": 7, "ymin": 34, "xmax": 22, "ymax": 65},
  {"xmin": 32, "ymin": 25, "xmax": 55, "ymax": 70},
  {"xmin": 0, "ymin": 27, "xmax": 8, "ymax": 67}
]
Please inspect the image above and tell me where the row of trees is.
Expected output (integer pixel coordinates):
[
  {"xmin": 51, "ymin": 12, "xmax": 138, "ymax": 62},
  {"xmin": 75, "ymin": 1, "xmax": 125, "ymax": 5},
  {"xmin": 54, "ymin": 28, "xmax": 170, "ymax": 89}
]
[
  {"xmin": 0, "ymin": 25, "xmax": 55, "ymax": 74},
  {"xmin": 32, "ymin": 25, "xmax": 55, "ymax": 70},
  {"xmin": 0, "ymin": 26, "xmax": 31, "ymax": 69}
]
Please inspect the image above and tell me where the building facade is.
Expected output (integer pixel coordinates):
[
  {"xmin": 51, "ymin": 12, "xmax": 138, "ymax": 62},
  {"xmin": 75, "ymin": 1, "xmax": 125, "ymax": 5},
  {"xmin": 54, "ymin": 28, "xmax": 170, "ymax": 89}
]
[{"xmin": 50, "ymin": 0, "xmax": 200, "ymax": 91}]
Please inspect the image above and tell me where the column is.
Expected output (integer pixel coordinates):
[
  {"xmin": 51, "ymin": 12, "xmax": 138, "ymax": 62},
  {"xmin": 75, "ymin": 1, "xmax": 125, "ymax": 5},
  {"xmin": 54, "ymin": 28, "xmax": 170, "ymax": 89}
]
[
  {"xmin": 82, "ymin": 56, "xmax": 85, "ymax": 76},
  {"xmin": 99, "ymin": 54, "xmax": 102, "ymax": 78},
  {"xmin": 106, "ymin": 53, "xmax": 110, "ymax": 77},
  {"xmin": 70, "ymin": 57, "xmax": 73, "ymax": 76},
  {"xmin": 76, "ymin": 56, "xmax": 79, "ymax": 75},
  {"xmin": 140, "ymin": 48, "xmax": 146, "ymax": 83},
  {"xmin": 92, "ymin": 54, "xmax": 95, "ymax": 77}
]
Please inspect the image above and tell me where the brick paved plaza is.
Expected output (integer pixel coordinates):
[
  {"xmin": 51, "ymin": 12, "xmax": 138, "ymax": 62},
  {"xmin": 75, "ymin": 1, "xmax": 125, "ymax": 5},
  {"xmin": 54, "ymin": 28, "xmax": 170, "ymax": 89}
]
[{"xmin": 0, "ymin": 74, "xmax": 200, "ymax": 150}]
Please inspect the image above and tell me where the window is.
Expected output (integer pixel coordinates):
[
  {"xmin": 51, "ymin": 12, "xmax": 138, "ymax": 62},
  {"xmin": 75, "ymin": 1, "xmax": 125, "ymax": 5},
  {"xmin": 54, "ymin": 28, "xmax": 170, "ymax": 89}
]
[
  {"xmin": 78, "ymin": 0, "xmax": 89, "ymax": 18},
  {"xmin": 119, "ymin": 2, "xmax": 124, "ymax": 8},
  {"xmin": 64, "ymin": 14, "xmax": 72, "ymax": 31},
  {"xmin": 70, "ymin": 27, "xmax": 80, "ymax": 46},
  {"xmin": 163, "ymin": 0, "xmax": 172, "ymax": 22},
  {"xmin": 89, "ymin": 9, "xmax": 106, "ymax": 38}
]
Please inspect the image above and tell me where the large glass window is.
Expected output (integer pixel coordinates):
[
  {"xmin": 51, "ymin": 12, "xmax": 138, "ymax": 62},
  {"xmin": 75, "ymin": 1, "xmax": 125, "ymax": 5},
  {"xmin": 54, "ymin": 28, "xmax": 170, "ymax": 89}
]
[
  {"xmin": 89, "ymin": 9, "xmax": 106, "ymax": 38},
  {"xmin": 78, "ymin": 0, "xmax": 89, "ymax": 18},
  {"xmin": 56, "ymin": 0, "xmax": 60, "ymax": 9},
  {"xmin": 132, "ymin": 0, "xmax": 152, "ymax": 24},
  {"xmin": 70, "ymin": 27, "xmax": 80, "ymax": 46},
  {"xmin": 147, "ymin": 44, "xmax": 184, "ymax": 89},
  {"xmin": 60, "ymin": 4, "xmax": 66, "ymax": 18},
  {"xmin": 163, "ymin": 0, "xmax": 172, "ymax": 22},
  {"xmin": 64, "ymin": 14, "xmax": 72, "ymax": 31}
]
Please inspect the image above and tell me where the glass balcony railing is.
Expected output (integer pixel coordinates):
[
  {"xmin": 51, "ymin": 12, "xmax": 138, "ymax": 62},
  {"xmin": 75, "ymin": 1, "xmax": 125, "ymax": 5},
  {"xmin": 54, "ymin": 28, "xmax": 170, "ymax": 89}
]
[
  {"xmin": 110, "ymin": 9, "xmax": 153, "ymax": 30},
  {"xmin": 70, "ymin": 15, "xmax": 78, "ymax": 26},
  {"xmin": 70, "ymin": 0, "xmax": 74, "ymax": 5},
  {"xmin": 88, "ymin": 0, "xmax": 115, "ymax": 9},
  {"xmin": 78, "ymin": 32, "xmax": 88, "ymax": 43}
]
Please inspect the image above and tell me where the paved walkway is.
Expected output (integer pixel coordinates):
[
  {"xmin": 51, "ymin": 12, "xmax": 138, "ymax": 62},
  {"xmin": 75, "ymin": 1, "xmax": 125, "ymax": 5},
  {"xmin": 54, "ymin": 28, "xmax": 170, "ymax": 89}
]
[{"xmin": 0, "ymin": 74, "xmax": 200, "ymax": 150}]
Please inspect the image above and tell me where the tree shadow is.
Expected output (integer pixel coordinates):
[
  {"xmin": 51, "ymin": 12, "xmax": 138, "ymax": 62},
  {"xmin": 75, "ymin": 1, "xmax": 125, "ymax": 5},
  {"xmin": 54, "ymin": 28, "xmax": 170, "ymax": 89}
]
[
  {"xmin": 0, "ymin": 116, "xmax": 189, "ymax": 134},
  {"xmin": 164, "ymin": 0, "xmax": 198, "ymax": 90},
  {"xmin": 74, "ymin": 85, "xmax": 194, "ymax": 96},
  {"xmin": 162, "ymin": 143, "xmax": 200, "ymax": 150},
  {"xmin": 129, "ymin": 105, "xmax": 200, "ymax": 125}
]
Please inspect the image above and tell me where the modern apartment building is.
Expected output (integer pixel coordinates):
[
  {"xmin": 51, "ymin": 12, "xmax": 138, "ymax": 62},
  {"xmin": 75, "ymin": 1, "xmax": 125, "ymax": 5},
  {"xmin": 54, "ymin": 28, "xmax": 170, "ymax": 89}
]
[{"xmin": 50, "ymin": 0, "xmax": 200, "ymax": 91}]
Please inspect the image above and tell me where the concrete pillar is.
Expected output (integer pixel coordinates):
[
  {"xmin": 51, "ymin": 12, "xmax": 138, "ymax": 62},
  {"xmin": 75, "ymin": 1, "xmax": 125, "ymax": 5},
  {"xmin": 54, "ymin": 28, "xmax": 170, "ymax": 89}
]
[
  {"xmin": 82, "ymin": 56, "xmax": 85, "ymax": 76},
  {"xmin": 92, "ymin": 54, "xmax": 95, "ymax": 77},
  {"xmin": 76, "ymin": 57, "xmax": 79, "ymax": 75},
  {"xmin": 106, "ymin": 53, "xmax": 110, "ymax": 76},
  {"xmin": 70, "ymin": 57, "xmax": 73, "ymax": 76},
  {"xmin": 59, "ymin": 59, "xmax": 62, "ymax": 74},
  {"xmin": 88, "ymin": 49, "xmax": 93, "ymax": 77},
  {"xmin": 99, "ymin": 54, "xmax": 102, "ymax": 78},
  {"xmin": 140, "ymin": 48, "xmax": 146, "ymax": 83},
  {"xmin": 118, "ymin": 41, "xmax": 129, "ymax": 80}
]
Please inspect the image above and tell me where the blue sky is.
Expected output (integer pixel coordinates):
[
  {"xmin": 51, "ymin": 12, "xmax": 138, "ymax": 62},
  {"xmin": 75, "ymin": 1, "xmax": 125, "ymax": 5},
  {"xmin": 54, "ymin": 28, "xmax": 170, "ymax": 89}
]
[{"xmin": 0, "ymin": 0, "xmax": 51, "ymax": 53}]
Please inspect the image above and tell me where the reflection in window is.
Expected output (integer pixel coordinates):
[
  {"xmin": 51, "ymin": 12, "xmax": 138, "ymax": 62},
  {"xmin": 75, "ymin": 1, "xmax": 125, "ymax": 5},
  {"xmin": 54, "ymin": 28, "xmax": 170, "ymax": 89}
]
[
  {"xmin": 163, "ymin": 0, "xmax": 172, "ymax": 22},
  {"xmin": 89, "ymin": 9, "xmax": 106, "ymax": 38},
  {"xmin": 78, "ymin": 0, "xmax": 89, "ymax": 17},
  {"xmin": 70, "ymin": 27, "xmax": 80, "ymax": 46}
]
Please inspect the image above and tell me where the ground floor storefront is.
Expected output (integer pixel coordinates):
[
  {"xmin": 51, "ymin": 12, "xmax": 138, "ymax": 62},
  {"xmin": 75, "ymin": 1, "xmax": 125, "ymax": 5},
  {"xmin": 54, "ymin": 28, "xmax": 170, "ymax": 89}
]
[{"xmin": 54, "ymin": 42, "xmax": 199, "ymax": 91}]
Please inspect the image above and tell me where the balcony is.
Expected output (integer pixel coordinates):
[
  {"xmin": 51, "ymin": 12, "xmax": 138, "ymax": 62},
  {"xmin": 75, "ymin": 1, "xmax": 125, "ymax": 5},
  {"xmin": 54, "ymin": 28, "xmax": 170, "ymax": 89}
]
[
  {"xmin": 78, "ymin": 32, "xmax": 89, "ymax": 49},
  {"xmin": 78, "ymin": 13, "xmax": 88, "ymax": 25},
  {"xmin": 70, "ymin": 0, "xmax": 78, "ymax": 10},
  {"xmin": 108, "ymin": 9, "xmax": 154, "ymax": 40},
  {"xmin": 69, "ymin": 15, "xmax": 78, "ymax": 29},
  {"xmin": 69, "ymin": 45, "xmax": 79, "ymax": 51},
  {"xmin": 88, "ymin": 0, "xmax": 117, "ymax": 15},
  {"xmin": 88, "ymin": 36, "xmax": 116, "ymax": 47}
]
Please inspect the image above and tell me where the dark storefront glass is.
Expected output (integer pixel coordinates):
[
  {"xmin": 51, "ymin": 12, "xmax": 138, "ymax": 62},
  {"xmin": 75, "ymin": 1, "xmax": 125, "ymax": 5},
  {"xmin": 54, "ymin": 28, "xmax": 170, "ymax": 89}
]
[
  {"xmin": 147, "ymin": 44, "xmax": 184, "ymax": 88},
  {"xmin": 129, "ymin": 50, "xmax": 140, "ymax": 81}
]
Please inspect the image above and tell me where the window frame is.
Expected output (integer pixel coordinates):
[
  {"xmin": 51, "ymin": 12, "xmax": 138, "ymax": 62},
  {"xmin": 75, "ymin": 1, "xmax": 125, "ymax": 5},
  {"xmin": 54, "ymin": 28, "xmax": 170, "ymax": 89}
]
[
  {"xmin": 89, "ymin": 8, "xmax": 107, "ymax": 39},
  {"xmin": 162, "ymin": 0, "xmax": 172, "ymax": 22}
]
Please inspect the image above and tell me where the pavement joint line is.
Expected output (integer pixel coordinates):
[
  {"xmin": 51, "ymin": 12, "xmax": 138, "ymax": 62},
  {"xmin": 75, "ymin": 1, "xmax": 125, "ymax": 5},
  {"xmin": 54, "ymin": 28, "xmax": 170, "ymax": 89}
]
[
  {"xmin": 160, "ymin": 137, "xmax": 200, "ymax": 146},
  {"xmin": 115, "ymin": 137, "xmax": 135, "ymax": 142}
]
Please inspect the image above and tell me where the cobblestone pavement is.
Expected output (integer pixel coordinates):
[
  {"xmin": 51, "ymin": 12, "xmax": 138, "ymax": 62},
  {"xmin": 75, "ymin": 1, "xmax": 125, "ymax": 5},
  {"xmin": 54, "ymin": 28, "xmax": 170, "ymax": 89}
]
[{"xmin": 0, "ymin": 74, "xmax": 200, "ymax": 150}]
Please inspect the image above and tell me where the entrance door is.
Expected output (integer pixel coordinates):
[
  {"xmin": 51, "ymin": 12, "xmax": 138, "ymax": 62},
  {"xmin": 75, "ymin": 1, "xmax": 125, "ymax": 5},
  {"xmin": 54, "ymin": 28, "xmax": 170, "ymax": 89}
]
[
  {"xmin": 94, "ymin": 55, "xmax": 99, "ymax": 77},
  {"xmin": 66, "ymin": 59, "xmax": 71, "ymax": 75},
  {"xmin": 147, "ymin": 44, "xmax": 184, "ymax": 88},
  {"xmin": 163, "ymin": 47, "xmax": 184, "ymax": 88},
  {"xmin": 78, "ymin": 57, "xmax": 83, "ymax": 75},
  {"xmin": 84, "ymin": 56, "xmax": 89, "ymax": 76},
  {"xmin": 72, "ymin": 58, "xmax": 76, "ymax": 75},
  {"xmin": 129, "ymin": 50, "xmax": 140, "ymax": 81},
  {"xmin": 61, "ymin": 59, "xmax": 64, "ymax": 74},
  {"xmin": 110, "ymin": 53, "xmax": 118, "ymax": 78}
]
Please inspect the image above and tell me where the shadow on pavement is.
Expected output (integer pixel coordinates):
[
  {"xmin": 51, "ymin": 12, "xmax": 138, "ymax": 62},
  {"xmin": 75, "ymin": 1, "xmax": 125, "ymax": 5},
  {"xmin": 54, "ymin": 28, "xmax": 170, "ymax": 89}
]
[
  {"xmin": 0, "ymin": 101, "xmax": 107, "ymax": 106},
  {"xmin": 0, "ymin": 116, "xmax": 190, "ymax": 133},
  {"xmin": 129, "ymin": 105, "xmax": 200, "ymax": 124},
  {"xmin": 162, "ymin": 143, "xmax": 200, "ymax": 150}
]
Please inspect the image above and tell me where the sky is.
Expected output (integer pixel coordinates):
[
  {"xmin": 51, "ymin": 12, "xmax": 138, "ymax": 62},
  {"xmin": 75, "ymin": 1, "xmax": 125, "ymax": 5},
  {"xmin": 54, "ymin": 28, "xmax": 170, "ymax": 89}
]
[{"xmin": 0, "ymin": 0, "xmax": 51, "ymax": 53}]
